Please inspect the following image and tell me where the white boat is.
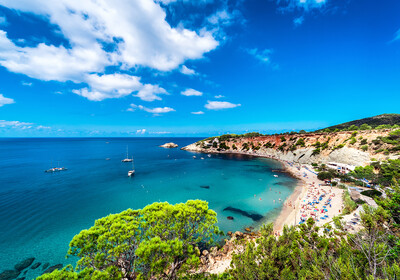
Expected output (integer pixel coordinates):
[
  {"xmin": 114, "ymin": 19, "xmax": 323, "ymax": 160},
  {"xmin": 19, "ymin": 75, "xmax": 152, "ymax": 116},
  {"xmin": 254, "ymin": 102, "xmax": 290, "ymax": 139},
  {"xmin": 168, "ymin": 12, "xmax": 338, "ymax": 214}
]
[
  {"xmin": 45, "ymin": 162, "xmax": 67, "ymax": 173},
  {"xmin": 274, "ymin": 175, "xmax": 278, "ymax": 178},
  {"xmin": 122, "ymin": 146, "xmax": 133, "ymax": 162},
  {"xmin": 207, "ymin": 154, "xmax": 211, "ymax": 158},
  {"xmin": 201, "ymin": 157, "xmax": 204, "ymax": 160},
  {"xmin": 193, "ymin": 156, "xmax": 196, "ymax": 159},
  {"xmin": 128, "ymin": 158, "xmax": 135, "ymax": 177}
]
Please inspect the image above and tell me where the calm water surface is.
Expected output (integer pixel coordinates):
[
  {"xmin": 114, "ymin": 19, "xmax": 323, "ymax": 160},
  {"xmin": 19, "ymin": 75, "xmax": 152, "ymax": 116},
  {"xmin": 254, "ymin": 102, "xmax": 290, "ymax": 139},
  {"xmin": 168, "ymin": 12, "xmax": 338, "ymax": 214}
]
[{"xmin": 0, "ymin": 137, "xmax": 297, "ymax": 278}]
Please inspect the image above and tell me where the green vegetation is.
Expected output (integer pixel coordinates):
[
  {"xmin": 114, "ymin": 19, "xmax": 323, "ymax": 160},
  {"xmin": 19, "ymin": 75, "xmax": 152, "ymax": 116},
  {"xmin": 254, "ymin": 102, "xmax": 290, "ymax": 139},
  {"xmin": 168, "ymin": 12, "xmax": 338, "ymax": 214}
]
[
  {"xmin": 332, "ymin": 144, "xmax": 345, "ymax": 151},
  {"xmin": 361, "ymin": 144, "xmax": 368, "ymax": 151},
  {"xmin": 219, "ymin": 142, "xmax": 229, "ymax": 150},
  {"xmin": 318, "ymin": 113, "xmax": 400, "ymax": 131},
  {"xmin": 232, "ymin": 144, "xmax": 237, "ymax": 150},
  {"xmin": 280, "ymin": 136, "xmax": 286, "ymax": 142},
  {"xmin": 342, "ymin": 190, "xmax": 358, "ymax": 214},
  {"xmin": 296, "ymin": 138, "xmax": 305, "ymax": 147},
  {"xmin": 361, "ymin": 189, "xmax": 382, "ymax": 198},
  {"xmin": 351, "ymin": 159, "xmax": 400, "ymax": 186},
  {"xmin": 38, "ymin": 200, "xmax": 220, "ymax": 280},
  {"xmin": 263, "ymin": 142, "xmax": 273, "ymax": 148}
]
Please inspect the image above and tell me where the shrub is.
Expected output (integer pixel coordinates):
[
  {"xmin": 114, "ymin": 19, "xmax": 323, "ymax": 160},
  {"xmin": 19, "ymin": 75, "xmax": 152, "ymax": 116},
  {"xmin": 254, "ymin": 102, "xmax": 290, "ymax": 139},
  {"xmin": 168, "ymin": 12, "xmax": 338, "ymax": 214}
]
[
  {"xmin": 361, "ymin": 145, "xmax": 368, "ymax": 151},
  {"xmin": 296, "ymin": 138, "xmax": 305, "ymax": 147}
]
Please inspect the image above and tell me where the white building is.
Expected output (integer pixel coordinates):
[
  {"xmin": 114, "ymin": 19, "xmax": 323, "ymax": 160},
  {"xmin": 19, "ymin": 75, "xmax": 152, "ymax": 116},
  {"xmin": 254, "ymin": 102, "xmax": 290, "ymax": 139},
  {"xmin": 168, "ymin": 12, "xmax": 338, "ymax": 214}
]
[{"xmin": 327, "ymin": 162, "xmax": 356, "ymax": 174}]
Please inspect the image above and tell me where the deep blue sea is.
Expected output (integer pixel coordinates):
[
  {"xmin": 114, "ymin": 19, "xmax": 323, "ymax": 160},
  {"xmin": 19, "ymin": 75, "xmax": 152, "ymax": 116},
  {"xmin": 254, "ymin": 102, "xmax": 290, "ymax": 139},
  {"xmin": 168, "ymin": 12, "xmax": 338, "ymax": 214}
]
[{"xmin": 0, "ymin": 137, "xmax": 297, "ymax": 278}]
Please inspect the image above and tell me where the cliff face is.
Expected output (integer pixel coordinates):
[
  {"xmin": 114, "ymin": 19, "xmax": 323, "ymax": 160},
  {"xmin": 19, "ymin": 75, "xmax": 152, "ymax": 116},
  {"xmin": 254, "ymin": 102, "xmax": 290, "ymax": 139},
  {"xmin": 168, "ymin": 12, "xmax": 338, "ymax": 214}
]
[{"xmin": 183, "ymin": 130, "xmax": 400, "ymax": 167}]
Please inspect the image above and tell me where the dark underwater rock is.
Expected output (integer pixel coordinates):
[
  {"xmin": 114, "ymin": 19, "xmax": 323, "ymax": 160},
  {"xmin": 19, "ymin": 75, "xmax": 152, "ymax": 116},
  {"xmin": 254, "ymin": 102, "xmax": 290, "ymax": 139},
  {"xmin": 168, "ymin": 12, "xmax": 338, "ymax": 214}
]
[
  {"xmin": 227, "ymin": 216, "xmax": 234, "ymax": 220},
  {"xmin": 0, "ymin": 270, "xmax": 20, "ymax": 280},
  {"xmin": 14, "ymin": 258, "xmax": 35, "ymax": 271},
  {"xmin": 41, "ymin": 263, "xmax": 50, "ymax": 271},
  {"xmin": 200, "ymin": 185, "xmax": 210, "ymax": 189},
  {"xmin": 16, "ymin": 277, "xmax": 25, "ymax": 280},
  {"xmin": 31, "ymin": 263, "xmax": 41, "ymax": 270},
  {"xmin": 42, "ymin": 264, "xmax": 63, "ymax": 275},
  {"xmin": 223, "ymin": 206, "xmax": 263, "ymax": 221}
]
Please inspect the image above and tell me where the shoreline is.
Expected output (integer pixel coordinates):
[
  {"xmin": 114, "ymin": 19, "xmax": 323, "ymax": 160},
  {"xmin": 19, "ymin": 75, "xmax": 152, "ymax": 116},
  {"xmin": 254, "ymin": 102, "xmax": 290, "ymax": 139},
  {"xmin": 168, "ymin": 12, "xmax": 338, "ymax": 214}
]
[
  {"xmin": 183, "ymin": 148, "xmax": 311, "ymax": 231},
  {"xmin": 183, "ymin": 147, "xmax": 343, "ymax": 232}
]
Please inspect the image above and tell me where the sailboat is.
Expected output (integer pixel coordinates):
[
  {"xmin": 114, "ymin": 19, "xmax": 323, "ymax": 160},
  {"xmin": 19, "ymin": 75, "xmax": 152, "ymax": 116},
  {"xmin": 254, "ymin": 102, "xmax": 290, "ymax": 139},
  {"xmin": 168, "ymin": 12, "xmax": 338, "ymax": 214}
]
[
  {"xmin": 122, "ymin": 146, "xmax": 133, "ymax": 162},
  {"xmin": 128, "ymin": 158, "xmax": 135, "ymax": 177}
]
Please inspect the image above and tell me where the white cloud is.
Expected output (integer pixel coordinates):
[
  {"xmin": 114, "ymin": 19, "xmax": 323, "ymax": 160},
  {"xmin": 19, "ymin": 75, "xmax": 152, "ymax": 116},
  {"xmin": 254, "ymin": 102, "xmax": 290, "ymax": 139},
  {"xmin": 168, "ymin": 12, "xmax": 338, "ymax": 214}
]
[
  {"xmin": 21, "ymin": 81, "xmax": 33, "ymax": 86},
  {"xmin": 72, "ymin": 73, "xmax": 143, "ymax": 101},
  {"xmin": 191, "ymin": 111, "xmax": 204, "ymax": 115},
  {"xmin": 246, "ymin": 48, "xmax": 273, "ymax": 64},
  {"xmin": 214, "ymin": 95, "xmax": 224, "ymax": 99},
  {"xmin": 180, "ymin": 65, "xmax": 197, "ymax": 75},
  {"xmin": 150, "ymin": 131, "xmax": 171, "ymax": 134},
  {"xmin": 136, "ymin": 129, "xmax": 146, "ymax": 134},
  {"xmin": 0, "ymin": 120, "xmax": 32, "ymax": 127},
  {"xmin": 135, "ymin": 84, "xmax": 168, "ymax": 102},
  {"xmin": 0, "ymin": 0, "xmax": 219, "ymax": 100},
  {"xmin": 207, "ymin": 10, "xmax": 233, "ymax": 26},
  {"xmin": 205, "ymin": 100, "xmax": 241, "ymax": 110},
  {"xmin": 0, "ymin": 94, "xmax": 14, "ymax": 107},
  {"xmin": 277, "ymin": 0, "xmax": 327, "ymax": 12},
  {"xmin": 129, "ymin": 103, "xmax": 175, "ymax": 115},
  {"xmin": 181, "ymin": 88, "xmax": 203, "ymax": 96}
]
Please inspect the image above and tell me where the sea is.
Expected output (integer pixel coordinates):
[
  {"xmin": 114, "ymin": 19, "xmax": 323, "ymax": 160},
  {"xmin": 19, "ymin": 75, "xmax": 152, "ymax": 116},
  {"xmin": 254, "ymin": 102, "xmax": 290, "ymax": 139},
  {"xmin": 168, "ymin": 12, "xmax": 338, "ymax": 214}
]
[{"xmin": 0, "ymin": 137, "xmax": 298, "ymax": 278}]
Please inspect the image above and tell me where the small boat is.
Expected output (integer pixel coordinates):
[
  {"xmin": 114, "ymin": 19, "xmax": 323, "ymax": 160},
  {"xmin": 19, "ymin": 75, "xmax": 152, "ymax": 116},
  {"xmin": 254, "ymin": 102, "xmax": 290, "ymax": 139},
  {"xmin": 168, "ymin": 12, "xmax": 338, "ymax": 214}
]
[
  {"xmin": 128, "ymin": 158, "xmax": 135, "ymax": 177},
  {"xmin": 201, "ymin": 157, "xmax": 204, "ymax": 160},
  {"xmin": 45, "ymin": 166, "xmax": 67, "ymax": 173},
  {"xmin": 274, "ymin": 175, "xmax": 278, "ymax": 178},
  {"xmin": 106, "ymin": 158, "xmax": 110, "ymax": 161},
  {"xmin": 122, "ymin": 146, "xmax": 133, "ymax": 162},
  {"xmin": 207, "ymin": 154, "xmax": 211, "ymax": 158},
  {"xmin": 193, "ymin": 156, "xmax": 196, "ymax": 159}
]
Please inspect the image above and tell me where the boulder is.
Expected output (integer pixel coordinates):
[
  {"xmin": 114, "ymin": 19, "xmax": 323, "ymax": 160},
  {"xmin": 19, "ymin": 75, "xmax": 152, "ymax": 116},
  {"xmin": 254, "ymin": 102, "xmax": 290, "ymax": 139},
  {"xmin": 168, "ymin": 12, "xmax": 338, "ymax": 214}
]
[
  {"xmin": 202, "ymin": 250, "xmax": 209, "ymax": 256},
  {"xmin": 227, "ymin": 231, "xmax": 233, "ymax": 236},
  {"xmin": 234, "ymin": 231, "xmax": 244, "ymax": 238},
  {"xmin": 200, "ymin": 185, "xmax": 210, "ymax": 189},
  {"xmin": 31, "ymin": 263, "xmax": 41, "ymax": 270},
  {"xmin": 159, "ymin": 142, "xmax": 178, "ymax": 148},
  {"xmin": 14, "ymin": 258, "xmax": 35, "ymax": 271},
  {"xmin": 42, "ymin": 264, "xmax": 63, "ymax": 275},
  {"xmin": 0, "ymin": 270, "xmax": 20, "ymax": 280},
  {"xmin": 227, "ymin": 216, "xmax": 234, "ymax": 220},
  {"xmin": 245, "ymin": 228, "xmax": 252, "ymax": 232}
]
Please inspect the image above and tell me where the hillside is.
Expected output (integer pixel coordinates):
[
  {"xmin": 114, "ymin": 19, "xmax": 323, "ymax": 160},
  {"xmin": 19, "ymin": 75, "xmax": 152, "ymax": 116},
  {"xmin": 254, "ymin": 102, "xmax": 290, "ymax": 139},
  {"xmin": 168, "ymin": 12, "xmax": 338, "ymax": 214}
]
[
  {"xmin": 183, "ymin": 129, "xmax": 400, "ymax": 167},
  {"xmin": 318, "ymin": 113, "xmax": 400, "ymax": 132}
]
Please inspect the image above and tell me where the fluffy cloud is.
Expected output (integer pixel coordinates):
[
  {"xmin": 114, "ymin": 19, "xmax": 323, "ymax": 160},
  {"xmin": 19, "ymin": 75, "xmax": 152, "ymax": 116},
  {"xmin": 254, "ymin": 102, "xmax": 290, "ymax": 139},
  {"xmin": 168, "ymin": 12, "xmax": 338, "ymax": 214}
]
[
  {"xmin": 136, "ymin": 129, "xmax": 146, "ymax": 134},
  {"xmin": 191, "ymin": 111, "xmax": 204, "ymax": 115},
  {"xmin": 0, "ymin": 94, "xmax": 14, "ymax": 107},
  {"xmin": 214, "ymin": 95, "xmax": 224, "ymax": 98},
  {"xmin": 181, "ymin": 88, "xmax": 203, "ymax": 96},
  {"xmin": 0, "ymin": 0, "xmax": 219, "ymax": 100},
  {"xmin": 135, "ymin": 84, "xmax": 168, "ymax": 102},
  {"xmin": 180, "ymin": 65, "xmax": 197, "ymax": 75},
  {"xmin": 205, "ymin": 100, "xmax": 241, "ymax": 110},
  {"xmin": 0, "ymin": 120, "xmax": 32, "ymax": 127},
  {"xmin": 129, "ymin": 104, "xmax": 175, "ymax": 114}
]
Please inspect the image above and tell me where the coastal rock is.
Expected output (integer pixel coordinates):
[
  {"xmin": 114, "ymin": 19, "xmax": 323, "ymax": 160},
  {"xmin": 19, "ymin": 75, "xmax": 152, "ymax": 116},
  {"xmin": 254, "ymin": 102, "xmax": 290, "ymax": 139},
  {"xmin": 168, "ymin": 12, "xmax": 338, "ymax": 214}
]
[
  {"xmin": 159, "ymin": 142, "xmax": 178, "ymax": 148},
  {"xmin": 245, "ymin": 228, "xmax": 251, "ymax": 232},
  {"xmin": 234, "ymin": 231, "xmax": 244, "ymax": 238},
  {"xmin": 42, "ymin": 264, "xmax": 63, "ymax": 275},
  {"xmin": 202, "ymin": 250, "xmax": 209, "ymax": 256},
  {"xmin": 31, "ymin": 263, "xmax": 41, "ymax": 270},
  {"xmin": 227, "ymin": 231, "xmax": 233, "ymax": 236},
  {"xmin": 0, "ymin": 270, "xmax": 20, "ymax": 280},
  {"xmin": 14, "ymin": 258, "xmax": 35, "ymax": 271},
  {"xmin": 41, "ymin": 263, "xmax": 50, "ymax": 271},
  {"xmin": 227, "ymin": 216, "xmax": 234, "ymax": 220}
]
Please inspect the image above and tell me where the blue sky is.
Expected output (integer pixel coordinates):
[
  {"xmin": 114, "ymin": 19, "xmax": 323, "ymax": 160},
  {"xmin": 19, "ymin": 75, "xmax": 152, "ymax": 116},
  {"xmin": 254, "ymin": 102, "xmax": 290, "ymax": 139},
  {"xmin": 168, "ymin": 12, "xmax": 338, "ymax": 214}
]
[{"xmin": 0, "ymin": 0, "xmax": 399, "ymax": 137}]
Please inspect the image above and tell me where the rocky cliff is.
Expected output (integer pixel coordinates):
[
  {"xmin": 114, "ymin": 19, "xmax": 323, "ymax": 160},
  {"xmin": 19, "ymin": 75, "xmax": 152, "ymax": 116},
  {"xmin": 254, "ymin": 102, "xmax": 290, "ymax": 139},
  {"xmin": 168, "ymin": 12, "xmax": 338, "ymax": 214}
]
[{"xmin": 182, "ymin": 129, "xmax": 400, "ymax": 167}]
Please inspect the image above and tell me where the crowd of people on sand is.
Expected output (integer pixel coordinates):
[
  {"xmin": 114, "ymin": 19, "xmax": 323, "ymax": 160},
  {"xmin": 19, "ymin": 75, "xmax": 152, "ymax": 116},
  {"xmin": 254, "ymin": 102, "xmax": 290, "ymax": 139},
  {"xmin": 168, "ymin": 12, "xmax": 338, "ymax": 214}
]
[{"xmin": 297, "ymin": 182, "xmax": 337, "ymax": 224}]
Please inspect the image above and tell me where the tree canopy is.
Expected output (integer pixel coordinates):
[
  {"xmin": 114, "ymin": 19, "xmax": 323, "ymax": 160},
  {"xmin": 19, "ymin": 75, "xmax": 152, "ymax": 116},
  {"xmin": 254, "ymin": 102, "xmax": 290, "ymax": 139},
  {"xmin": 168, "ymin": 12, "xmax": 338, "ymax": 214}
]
[{"xmin": 37, "ymin": 200, "xmax": 220, "ymax": 280}]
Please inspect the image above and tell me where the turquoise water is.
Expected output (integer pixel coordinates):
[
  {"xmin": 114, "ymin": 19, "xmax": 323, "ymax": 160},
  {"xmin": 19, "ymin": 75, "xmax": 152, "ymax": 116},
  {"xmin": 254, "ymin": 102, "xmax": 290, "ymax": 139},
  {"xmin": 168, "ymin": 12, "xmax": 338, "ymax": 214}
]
[{"xmin": 0, "ymin": 138, "xmax": 297, "ymax": 278}]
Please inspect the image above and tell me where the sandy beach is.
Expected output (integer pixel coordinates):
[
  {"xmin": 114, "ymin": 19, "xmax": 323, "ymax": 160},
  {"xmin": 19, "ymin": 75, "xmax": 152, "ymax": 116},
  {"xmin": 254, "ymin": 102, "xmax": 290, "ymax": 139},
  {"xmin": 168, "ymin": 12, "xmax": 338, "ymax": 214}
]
[{"xmin": 274, "ymin": 162, "xmax": 344, "ymax": 233}]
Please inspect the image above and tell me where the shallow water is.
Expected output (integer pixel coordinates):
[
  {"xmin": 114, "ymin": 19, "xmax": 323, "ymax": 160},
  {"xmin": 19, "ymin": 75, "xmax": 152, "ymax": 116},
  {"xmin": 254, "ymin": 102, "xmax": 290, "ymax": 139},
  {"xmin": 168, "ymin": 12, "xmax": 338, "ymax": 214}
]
[{"xmin": 0, "ymin": 137, "xmax": 297, "ymax": 278}]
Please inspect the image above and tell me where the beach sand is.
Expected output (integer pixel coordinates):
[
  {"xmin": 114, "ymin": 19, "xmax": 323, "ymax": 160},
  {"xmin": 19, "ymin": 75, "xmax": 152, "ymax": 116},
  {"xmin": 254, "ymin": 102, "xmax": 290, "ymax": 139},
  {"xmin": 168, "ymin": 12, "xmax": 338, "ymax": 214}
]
[{"xmin": 274, "ymin": 162, "xmax": 344, "ymax": 233}]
